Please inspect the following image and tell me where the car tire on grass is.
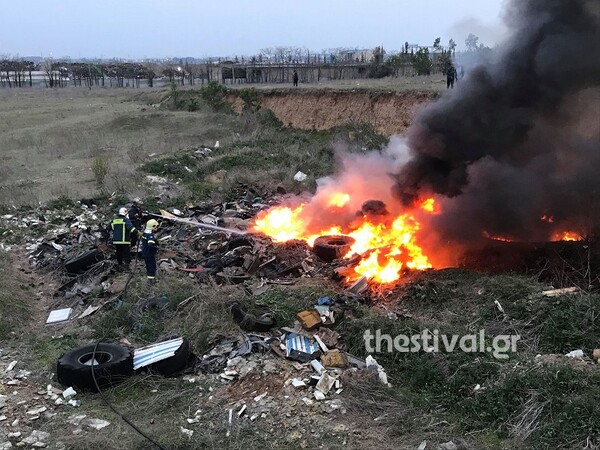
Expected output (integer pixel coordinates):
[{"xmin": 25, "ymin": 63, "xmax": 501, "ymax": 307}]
[{"xmin": 57, "ymin": 343, "xmax": 133, "ymax": 391}]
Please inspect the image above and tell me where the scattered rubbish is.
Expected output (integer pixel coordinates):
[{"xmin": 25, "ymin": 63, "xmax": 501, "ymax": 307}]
[
  {"xmin": 133, "ymin": 338, "xmax": 183, "ymax": 370},
  {"xmin": 26, "ymin": 406, "xmax": 47, "ymax": 415},
  {"xmin": 313, "ymin": 335, "xmax": 329, "ymax": 353},
  {"xmin": 86, "ymin": 418, "xmax": 111, "ymax": 430},
  {"xmin": 320, "ymin": 350, "xmax": 348, "ymax": 368},
  {"xmin": 180, "ymin": 427, "xmax": 194, "ymax": 438},
  {"xmin": 46, "ymin": 307, "xmax": 73, "ymax": 324},
  {"xmin": 317, "ymin": 328, "xmax": 340, "ymax": 349},
  {"xmin": 494, "ymin": 300, "xmax": 505, "ymax": 314},
  {"xmin": 310, "ymin": 360, "xmax": 326, "ymax": 375},
  {"xmin": 237, "ymin": 404, "xmax": 247, "ymax": 417},
  {"xmin": 366, "ymin": 355, "xmax": 391, "ymax": 387},
  {"xmin": 348, "ymin": 276, "xmax": 368, "ymax": 294},
  {"xmin": 542, "ymin": 287, "xmax": 579, "ymax": 297},
  {"xmin": 226, "ymin": 408, "xmax": 233, "ymax": 437},
  {"xmin": 315, "ymin": 373, "xmax": 336, "ymax": 394},
  {"xmin": 317, "ymin": 296, "xmax": 334, "ymax": 306},
  {"xmin": 297, "ymin": 309, "xmax": 321, "ymax": 331},
  {"xmin": 77, "ymin": 304, "xmax": 105, "ymax": 319},
  {"xmin": 21, "ymin": 430, "xmax": 50, "ymax": 446},
  {"xmin": 62, "ymin": 387, "xmax": 77, "ymax": 399},
  {"xmin": 418, "ymin": 441, "xmax": 427, "ymax": 450},
  {"xmin": 302, "ymin": 397, "xmax": 313, "ymax": 406},
  {"xmin": 231, "ymin": 302, "xmax": 277, "ymax": 332},
  {"xmin": 5, "ymin": 361, "xmax": 17, "ymax": 372},
  {"xmin": 134, "ymin": 338, "xmax": 192, "ymax": 376},
  {"xmin": 254, "ymin": 393, "xmax": 267, "ymax": 402},
  {"xmin": 286, "ymin": 333, "xmax": 320, "ymax": 362},
  {"xmin": 291, "ymin": 378, "xmax": 306, "ymax": 388},
  {"xmin": 293, "ymin": 171, "xmax": 307, "ymax": 182},
  {"xmin": 68, "ymin": 399, "xmax": 82, "ymax": 407},
  {"xmin": 440, "ymin": 441, "xmax": 458, "ymax": 450},
  {"xmin": 565, "ymin": 349, "xmax": 584, "ymax": 359},
  {"xmin": 593, "ymin": 349, "xmax": 600, "ymax": 362},
  {"xmin": 314, "ymin": 391, "xmax": 326, "ymax": 401}
]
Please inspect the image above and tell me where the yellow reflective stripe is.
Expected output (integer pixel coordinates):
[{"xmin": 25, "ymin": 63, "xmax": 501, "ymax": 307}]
[
  {"xmin": 147, "ymin": 276, "xmax": 155, "ymax": 279},
  {"xmin": 147, "ymin": 240, "xmax": 156, "ymax": 244}
]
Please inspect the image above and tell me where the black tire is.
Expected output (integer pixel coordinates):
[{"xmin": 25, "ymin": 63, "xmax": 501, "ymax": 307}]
[
  {"xmin": 57, "ymin": 343, "xmax": 133, "ymax": 391},
  {"xmin": 147, "ymin": 338, "xmax": 192, "ymax": 376},
  {"xmin": 225, "ymin": 236, "xmax": 254, "ymax": 252},
  {"xmin": 64, "ymin": 249, "xmax": 104, "ymax": 274},
  {"xmin": 231, "ymin": 302, "xmax": 277, "ymax": 332},
  {"xmin": 313, "ymin": 235, "xmax": 355, "ymax": 263},
  {"xmin": 128, "ymin": 297, "xmax": 169, "ymax": 331}
]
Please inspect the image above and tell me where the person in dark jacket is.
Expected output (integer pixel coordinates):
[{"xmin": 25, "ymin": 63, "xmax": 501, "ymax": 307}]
[
  {"xmin": 128, "ymin": 197, "xmax": 144, "ymax": 249},
  {"xmin": 447, "ymin": 65, "xmax": 457, "ymax": 89},
  {"xmin": 293, "ymin": 70, "xmax": 298, "ymax": 87},
  {"xmin": 141, "ymin": 219, "xmax": 159, "ymax": 282},
  {"xmin": 110, "ymin": 207, "xmax": 138, "ymax": 268}
]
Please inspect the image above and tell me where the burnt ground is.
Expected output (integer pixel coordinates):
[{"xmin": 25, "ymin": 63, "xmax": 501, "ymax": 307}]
[{"xmin": 0, "ymin": 87, "xmax": 599, "ymax": 450}]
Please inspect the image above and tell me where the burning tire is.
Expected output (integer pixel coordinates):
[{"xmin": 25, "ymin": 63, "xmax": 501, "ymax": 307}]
[
  {"xmin": 313, "ymin": 235, "xmax": 355, "ymax": 263},
  {"xmin": 57, "ymin": 343, "xmax": 133, "ymax": 391}
]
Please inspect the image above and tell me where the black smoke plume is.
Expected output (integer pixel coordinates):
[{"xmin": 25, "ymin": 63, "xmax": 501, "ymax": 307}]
[{"xmin": 395, "ymin": 0, "xmax": 600, "ymax": 243}]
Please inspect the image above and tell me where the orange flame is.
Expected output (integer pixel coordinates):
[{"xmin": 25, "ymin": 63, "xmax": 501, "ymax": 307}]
[
  {"xmin": 420, "ymin": 198, "xmax": 437, "ymax": 213},
  {"xmin": 553, "ymin": 231, "xmax": 583, "ymax": 241},
  {"xmin": 252, "ymin": 197, "xmax": 434, "ymax": 284},
  {"xmin": 482, "ymin": 231, "xmax": 514, "ymax": 242},
  {"xmin": 328, "ymin": 192, "xmax": 351, "ymax": 208}
]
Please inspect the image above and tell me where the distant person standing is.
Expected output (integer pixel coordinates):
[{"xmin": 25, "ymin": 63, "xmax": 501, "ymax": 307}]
[
  {"xmin": 128, "ymin": 197, "xmax": 144, "ymax": 249},
  {"xmin": 110, "ymin": 207, "xmax": 139, "ymax": 270},
  {"xmin": 447, "ymin": 65, "xmax": 457, "ymax": 89},
  {"xmin": 293, "ymin": 70, "xmax": 299, "ymax": 87},
  {"xmin": 141, "ymin": 219, "xmax": 159, "ymax": 283}
]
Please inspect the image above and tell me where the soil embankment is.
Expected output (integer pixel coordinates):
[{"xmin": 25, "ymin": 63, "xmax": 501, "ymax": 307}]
[{"xmin": 227, "ymin": 89, "xmax": 436, "ymax": 136}]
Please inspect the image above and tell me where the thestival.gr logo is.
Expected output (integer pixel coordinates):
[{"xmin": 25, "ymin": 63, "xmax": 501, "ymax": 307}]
[{"xmin": 363, "ymin": 329, "xmax": 520, "ymax": 359}]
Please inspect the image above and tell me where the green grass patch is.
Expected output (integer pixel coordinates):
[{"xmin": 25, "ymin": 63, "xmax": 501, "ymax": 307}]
[
  {"xmin": 30, "ymin": 334, "xmax": 79, "ymax": 370},
  {"xmin": 0, "ymin": 253, "xmax": 32, "ymax": 339}
]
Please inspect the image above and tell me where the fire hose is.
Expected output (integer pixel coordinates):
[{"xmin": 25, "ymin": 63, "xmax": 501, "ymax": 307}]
[{"xmin": 147, "ymin": 211, "xmax": 248, "ymax": 235}]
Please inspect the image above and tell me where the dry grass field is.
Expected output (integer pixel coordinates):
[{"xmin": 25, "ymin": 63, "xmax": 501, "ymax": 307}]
[{"xmin": 0, "ymin": 88, "xmax": 241, "ymax": 205}]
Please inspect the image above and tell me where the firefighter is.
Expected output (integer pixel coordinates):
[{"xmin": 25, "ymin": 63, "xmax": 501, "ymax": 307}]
[
  {"xmin": 141, "ymin": 219, "xmax": 159, "ymax": 283},
  {"xmin": 447, "ymin": 65, "xmax": 457, "ymax": 89},
  {"xmin": 110, "ymin": 207, "xmax": 139, "ymax": 269},
  {"xmin": 128, "ymin": 197, "xmax": 144, "ymax": 249}
]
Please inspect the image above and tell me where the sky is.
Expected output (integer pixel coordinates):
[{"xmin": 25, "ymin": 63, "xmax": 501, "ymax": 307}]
[{"xmin": 0, "ymin": 0, "xmax": 507, "ymax": 59}]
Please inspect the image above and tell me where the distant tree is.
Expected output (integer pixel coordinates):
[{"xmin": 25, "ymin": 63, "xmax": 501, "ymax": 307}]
[
  {"xmin": 367, "ymin": 46, "xmax": 391, "ymax": 78},
  {"xmin": 385, "ymin": 54, "xmax": 405, "ymax": 77},
  {"xmin": 42, "ymin": 57, "xmax": 57, "ymax": 88},
  {"xmin": 437, "ymin": 52, "xmax": 453, "ymax": 75},
  {"xmin": 412, "ymin": 48, "xmax": 433, "ymax": 75},
  {"xmin": 371, "ymin": 46, "xmax": 385, "ymax": 64},
  {"xmin": 448, "ymin": 38, "xmax": 457, "ymax": 54},
  {"xmin": 404, "ymin": 42, "xmax": 409, "ymax": 54},
  {"xmin": 465, "ymin": 33, "xmax": 480, "ymax": 52},
  {"xmin": 433, "ymin": 37, "xmax": 442, "ymax": 52}
]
